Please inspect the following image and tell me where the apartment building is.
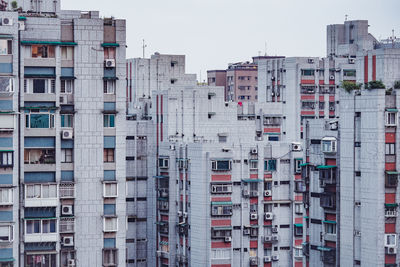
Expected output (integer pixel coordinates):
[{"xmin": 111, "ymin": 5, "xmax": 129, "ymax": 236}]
[
  {"xmin": 0, "ymin": 1, "xmax": 126, "ymax": 266},
  {"xmin": 207, "ymin": 60, "xmax": 259, "ymax": 102}
]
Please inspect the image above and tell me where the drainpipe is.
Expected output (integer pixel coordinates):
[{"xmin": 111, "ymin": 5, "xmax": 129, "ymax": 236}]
[{"xmin": 17, "ymin": 24, "xmax": 22, "ymax": 267}]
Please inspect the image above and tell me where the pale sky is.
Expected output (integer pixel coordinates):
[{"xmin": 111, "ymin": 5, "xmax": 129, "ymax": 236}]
[{"xmin": 62, "ymin": 0, "xmax": 400, "ymax": 81}]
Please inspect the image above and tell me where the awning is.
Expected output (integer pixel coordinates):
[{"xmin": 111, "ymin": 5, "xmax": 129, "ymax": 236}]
[
  {"xmin": 0, "ymin": 34, "xmax": 13, "ymax": 39},
  {"xmin": 25, "ymin": 217, "xmax": 57, "ymax": 220},
  {"xmin": 159, "ymin": 241, "xmax": 168, "ymax": 245},
  {"xmin": 60, "ymin": 76, "xmax": 77, "ymax": 80},
  {"xmin": 242, "ymin": 179, "xmax": 262, "ymax": 183},
  {"xmin": 101, "ymin": 43, "xmax": 120, "ymax": 47},
  {"xmin": 386, "ymin": 171, "xmax": 399, "ymax": 175},
  {"xmin": 303, "ymin": 216, "xmax": 309, "ymax": 219},
  {"xmin": 294, "ymin": 224, "xmax": 303, "ymax": 227},
  {"xmin": 0, "ymin": 258, "xmax": 15, "ymax": 262},
  {"xmin": 316, "ymin": 165, "xmax": 336, "ymax": 169},
  {"xmin": 18, "ymin": 16, "xmax": 27, "ymax": 21},
  {"xmin": 295, "ymin": 158, "xmax": 303, "ymax": 160},
  {"xmin": 154, "ymin": 175, "xmax": 169, "ymax": 179},
  {"xmin": 155, "ymin": 221, "xmax": 167, "ymax": 226},
  {"xmin": 0, "ymin": 150, "xmax": 13, "ymax": 152},
  {"xmin": 323, "ymin": 220, "xmax": 336, "ymax": 224},
  {"xmin": 211, "ymin": 201, "xmax": 232, "ymax": 205},
  {"xmin": 20, "ymin": 40, "xmax": 77, "ymax": 46},
  {"xmin": 212, "ymin": 226, "xmax": 232, "ymax": 230},
  {"xmin": 386, "ymin": 108, "xmax": 398, "ymax": 112},
  {"xmin": 317, "ymin": 246, "xmax": 332, "ymax": 251},
  {"xmin": 385, "ymin": 203, "xmax": 398, "ymax": 207},
  {"xmin": 208, "ymin": 92, "xmax": 216, "ymax": 96},
  {"xmin": 21, "ymin": 106, "xmax": 57, "ymax": 110},
  {"xmin": 157, "ymin": 197, "xmax": 168, "ymax": 201},
  {"xmin": 24, "ymin": 74, "xmax": 56, "ymax": 78},
  {"xmin": 300, "ymin": 163, "xmax": 309, "ymax": 167},
  {"xmin": 103, "ymin": 77, "xmax": 119, "ymax": 80},
  {"xmin": 264, "ymin": 132, "xmax": 280, "ymax": 135}
]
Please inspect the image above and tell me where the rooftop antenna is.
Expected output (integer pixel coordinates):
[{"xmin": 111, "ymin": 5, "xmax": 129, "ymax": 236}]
[
  {"xmin": 345, "ymin": 14, "xmax": 348, "ymax": 21},
  {"xmin": 142, "ymin": 39, "xmax": 147, "ymax": 58},
  {"xmin": 265, "ymin": 42, "xmax": 267, "ymax": 56}
]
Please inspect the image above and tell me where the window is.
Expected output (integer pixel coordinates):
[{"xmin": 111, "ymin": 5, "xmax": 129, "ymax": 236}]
[
  {"xmin": 0, "ymin": 188, "xmax": 13, "ymax": 205},
  {"xmin": 385, "ymin": 234, "xmax": 397, "ymax": 247},
  {"xmin": 264, "ymin": 181, "xmax": 272, "ymax": 190},
  {"xmin": 61, "ymin": 149, "xmax": 73, "ymax": 163},
  {"xmin": 104, "ymin": 114, "xmax": 115, "ymax": 128},
  {"xmin": 158, "ymin": 157, "xmax": 169, "ymax": 168},
  {"xmin": 386, "ymin": 112, "xmax": 398, "ymax": 126},
  {"xmin": 103, "ymin": 217, "xmax": 118, "ymax": 232},
  {"xmin": 104, "ymin": 80, "xmax": 115, "ymax": 94},
  {"xmin": 0, "ymin": 151, "xmax": 13, "ymax": 167},
  {"xmin": 0, "ymin": 77, "xmax": 14, "ymax": 94},
  {"xmin": 294, "ymin": 225, "xmax": 303, "ymax": 236},
  {"xmin": 263, "ymin": 117, "xmax": 281, "ymax": 126},
  {"xmin": 211, "ymin": 204, "xmax": 232, "ymax": 216},
  {"xmin": 301, "ymin": 101, "xmax": 315, "ymax": 109},
  {"xmin": 211, "ymin": 228, "xmax": 232, "ymax": 239},
  {"xmin": 211, "ymin": 160, "xmax": 232, "ymax": 171},
  {"xmin": 343, "ymin": 70, "xmax": 356, "ymax": 77},
  {"xmin": 294, "ymin": 159, "xmax": 302, "ymax": 173},
  {"xmin": 250, "ymin": 203, "xmax": 258, "ymax": 213},
  {"xmin": 301, "ymin": 69, "xmax": 315, "ymax": 76},
  {"xmin": 325, "ymin": 223, "xmax": 336, "ymax": 234},
  {"xmin": 0, "ymin": 39, "xmax": 12, "ymax": 55},
  {"xmin": 60, "ymin": 80, "xmax": 73, "ymax": 93},
  {"xmin": 386, "ymin": 173, "xmax": 398, "ymax": 187},
  {"xmin": 25, "ymin": 79, "xmax": 55, "ymax": 93},
  {"xmin": 25, "ymin": 253, "xmax": 57, "ymax": 267},
  {"xmin": 25, "ymin": 111, "xmax": 55, "ymax": 128},
  {"xmin": 264, "ymin": 204, "xmax": 273, "ymax": 212},
  {"xmin": 26, "ymin": 219, "xmax": 57, "ymax": 234},
  {"xmin": 61, "ymin": 114, "xmax": 73, "ymax": 128},
  {"xmin": 319, "ymin": 101, "xmax": 325, "ymax": 109},
  {"xmin": 250, "ymin": 227, "xmax": 258, "ymax": 237},
  {"xmin": 31, "ymin": 45, "xmax": 55, "ymax": 58},
  {"xmin": 26, "ymin": 184, "xmax": 57, "ymax": 199},
  {"xmin": 294, "ymin": 247, "xmax": 303, "ymax": 258},
  {"xmin": 104, "ymin": 149, "xmax": 115, "ymax": 162},
  {"xmin": 61, "ymin": 46, "xmax": 74, "ymax": 60},
  {"xmin": 104, "ymin": 47, "xmax": 116, "ymax": 60},
  {"xmin": 24, "ymin": 149, "xmax": 55, "ymax": 164},
  {"xmin": 0, "ymin": 225, "xmax": 13, "ymax": 242},
  {"xmin": 104, "ymin": 183, "xmax": 118, "ymax": 198},
  {"xmin": 249, "ymin": 248, "xmax": 257, "ymax": 257},
  {"xmin": 211, "ymin": 184, "xmax": 232, "ymax": 194},
  {"xmin": 295, "ymin": 203, "xmax": 303, "ymax": 214},
  {"xmin": 264, "ymin": 159, "xmax": 277, "ymax": 171},
  {"xmin": 386, "ymin": 143, "xmax": 395, "ymax": 155},
  {"xmin": 218, "ymin": 135, "xmax": 227, "ymax": 143},
  {"xmin": 321, "ymin": 138, "xmax": 337, "ymax": 153},
  {"xmin": 211, "ymin": 249, "xmax": 230, "ymax": 259},
  {"xmin": 249, "ymin": 160, "xmax": 258, "ymax": 170}
]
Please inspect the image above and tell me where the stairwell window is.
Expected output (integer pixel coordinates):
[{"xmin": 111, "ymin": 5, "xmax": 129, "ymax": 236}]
[
  {"xmin": 385, "ymin": 234, "xmax": 397, "ymax": 247},
  {"xmin": 61, "ymin": 114, "xmax": 73, "ymax": 128},
  {"xmin": 103, "ymin": 149, "xmax": 115, "ymax": 163},
  {"xmin": 103, "ymin": 249, "xmax": 118, "ymax": 267},
  {"xmin": 60, "ymin": 80, "xmax": 73, "ymax": 94},
  {"xmin": 325, "ymin": 223, "xmax": 336, "ymax": 234},
  {"xmin": 61, "ymin": 149, "xmax": 73, "ymax": 163},
  {"xmin": 104, "ymin": 80, "xmax": 115, "ymax": 94},
  {"xmin": 104, "ymin": 115, "xmax": 115, "ymax": 128},
  {"xmin": 386, "ymin": 112, "xmax": 398, "ymax": 126}
]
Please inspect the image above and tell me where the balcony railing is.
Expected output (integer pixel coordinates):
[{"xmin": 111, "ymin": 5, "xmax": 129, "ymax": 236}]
[
  {"xmin": 59, "ymin": 217, "xmax": 75, "ymax": 233},
  {"xmin": 59, "ymin": 183, "xmax": 75, "ymax": 198}
]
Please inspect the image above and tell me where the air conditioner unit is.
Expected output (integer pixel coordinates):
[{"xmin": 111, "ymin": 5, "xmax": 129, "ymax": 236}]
[
  {"xmin": 264, "ymin": 212, "xmax": 274, "ymax": 220},
  {"xmin": 264, "ymin": 256, "xmax": 272, "ymax": 262},
  {"xmin": 264, "ymin": 236, "xmax": 272, "ymax": 242},
  {"xmin": 272, "ymin": 235, "xmax": 279, "ymax": 241},
  {"xmin": 264, "ymin": 190, "xmax": 271, "ymax": 197},
  {"xmin": 169, "ymin": 144, "xmax": 175, "ymax": 151},
  {"xmin": 2, "ymin": 18, "xmax": 13, "ymax": 26},
  {"xmin": 177, "ymin": 211, "xmax": 182, "ymax": 217},
  {"xmin": 243, "ymin": 228, "xmax": 250, "ymax": 235},
  {"xmin": 242, "ymin": 190, "xmax": 250, "ymax": 197},
  {"xmin": 250, "ymin": 258, "xmax": 259, "ymax": 265},
  {"xmin": 271, "ymin": 77, "xmax": 276, "ymax": 81},
  {"xmin": 62, "ymin": 236, "xmax": 74, "ymax": 246},
  {"xmin": 329, "ymin": 106, "xmax": 335, "ymax": 111},
  {"xmin": 62, "ymin": 130, "xmax": 73, "ymax": 140},
  {"xmin": 329, "ymin": 75, "xmax": 335, "ymax": 80},
  {"xmin": 335, "ymin": 68, "xmax": 341, "ymax": 72},
  {"xmin": 67, "ymin": 259, "xmax": 76, "ymax": 267},
  {"xmin": 62, "ymin": 205, "xmax": 73, "ymax": 216},
  {"xmin": 272, "ymin": 255, "xmax": 279, "ymax": 261},
  {"xmin": 271, "ymin": 227, "xmax": 278, "ymax": 233},
  {"xmin": 224, "ymin": 236, "xmax": 232, "ymax": 243},
  {"xmin": 105, "ymin": 59, "xmax": 116, "ymax": 68},
  {"xmin": 156, "ymin": 251, "xmax": 162, "ymax": 257},
  {"xmin": 387, "ymin": 247, "xmax": 397, "ymax": 255},
  {"xmin": 250, "ymin": 213, "xmax": 258, "ymax": 220},
  {"xmin": 250, "ymin": 148, "xmax": 258, "ymax": 154},
  {"xmin": 183, "ymin": 212, "xmax": 188, "ymax": 218},
  {"xmin": 330, "ymin": 122, "xmax": 338, "ymax": 130},
  {"xmin": 348, "ymin": 58, "xmax": 355, "ymax": 64},
  {"xmin": 308, "ymin": 58, "xmax": 314, "ymax": 64},
  {"xmin": 354, "ymin": 230, "xmax": 361, "ymax": 237},
  {"xmin": 292, "ymin": 142, "xmax": 302, "ymax": 151}
]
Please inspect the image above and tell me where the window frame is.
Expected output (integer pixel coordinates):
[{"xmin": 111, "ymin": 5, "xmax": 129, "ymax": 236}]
[
  {"xmin": 0, "ymin": 188, "xmax": 13, "ymax": 205},
  {"xmin": 25, "ymin": 111, "xmax": 55, "ymax": 129},
  {"xmin": 30, "ymin": 44, "xmax": 55, "ymax": 58},
  {"xmin": 25, "ymin": 219, "xmax": 57, "ymax": 235},
  {"xmin": 61, "ymin": 114, "xmax": 74, "ymax": 128},
  {"xmin": 103, "ymin": 183, "xmax": 118, "ymax": 198},
  {"xmin": 386, "ymin": 143, "xmax": 396, "ymax": 155},
  {"xmin": 103, "ymin": 148, "xmax": 115, "ymax": 163},
  {"xmin": 0, "ymin": 151, "xmax": 13, "ymax": 167},
  {"xmin": 104, "ymin": 80, "xmax": 116, "ymax": 94},
  {"xmin": 60, "ymin": 79, "xmax": 73, "ymax": 94},
  {"xmin": 103, "ymin": 217, "xmax": 118, "ymax": 232},
  {"xmin": 386, "ymin": 112, "xmax": 398, "ymax": 126},
  {"xmin": 25, "ymin": 184, "xmax": 58, "ymax": 199},
  {"xmin": 61, "ymin": 148, "xmax": 73, "ymax": 163},
  {"xmin": 103, "ymin": 114, "xmax": 115, "ymax": 128},
  {"xmin": 0, "ymin": 224, "xmax": 13, "ymax": 243}
]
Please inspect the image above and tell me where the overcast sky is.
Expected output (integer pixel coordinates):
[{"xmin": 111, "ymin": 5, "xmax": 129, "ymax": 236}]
[{"xmin": 62, "ymin": 0, "xmax": 400, "ymax": 81}]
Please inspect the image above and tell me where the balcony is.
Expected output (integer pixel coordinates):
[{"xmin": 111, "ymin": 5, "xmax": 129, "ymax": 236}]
[
  {"xmin": 24, "ymin": 218, "xmax": 58, "ymax": 242},
  {"xmin": 294, "ymin": 180, "xmax": 306, "ymax": 193},
  {"xmin": 59, "ymin": 217, "xmax": 75, "ymax": 233},
  {"xmin": 0, "ymin": 114, "xmax": 14, "ymax": 132},
  {"xmin": 0, "ymin": 77, "xmax": 14, "ymax": 96},
  {"xmin": 386, "ymin": 172, "xmax": 398, "ymax": 188},
  {"xmin": 158, "ymin": 188, "xmax": 169, "ymax": 198},
  {"xmin": 59, "ymin": 183, "xmax": 75, "ymax": 199},
  {"xmin": 24, "ymin": 184, "xmax": 58, "ymax": 207},
  {"xmin": 320, "ymin": 193, "xmax": 336, "ymax": 209},
  {"xmin": 156, "ymin": 250, "xmax": 169, "ymax": 259},
  {"xmin": 318, "ymin": 166, "xmax": 337, "ymax": 187}
]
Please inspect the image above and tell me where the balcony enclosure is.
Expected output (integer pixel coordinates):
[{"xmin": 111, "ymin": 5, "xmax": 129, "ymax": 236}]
[{"xmin": 24, "ymin": 149, "xmax": 55, "ymax": 164}]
